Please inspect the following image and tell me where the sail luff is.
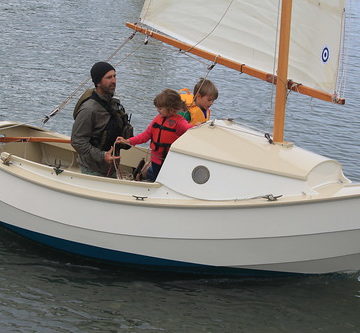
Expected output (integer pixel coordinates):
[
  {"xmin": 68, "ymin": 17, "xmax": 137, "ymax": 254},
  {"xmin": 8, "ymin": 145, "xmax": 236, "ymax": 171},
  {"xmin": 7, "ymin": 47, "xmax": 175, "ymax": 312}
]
[
  {"xmin": 126, "ymin": 22, "xmax": 345, "ymax": 105},
  {"xmin": 273, "ymin": 0, "xmax": 293, "ymax": 143}
]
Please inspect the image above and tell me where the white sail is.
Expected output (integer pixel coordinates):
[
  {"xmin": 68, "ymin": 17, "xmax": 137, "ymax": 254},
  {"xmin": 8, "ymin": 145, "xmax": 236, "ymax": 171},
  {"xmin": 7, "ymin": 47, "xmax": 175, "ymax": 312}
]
[{"xmin": 140, "ymin": 0, "xmax": 345, "ymax": 96}]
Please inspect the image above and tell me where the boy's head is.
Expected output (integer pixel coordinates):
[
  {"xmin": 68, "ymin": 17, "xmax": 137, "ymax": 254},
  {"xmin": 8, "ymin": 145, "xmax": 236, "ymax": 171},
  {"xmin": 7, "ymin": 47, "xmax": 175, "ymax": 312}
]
[{"xmin": 193, "ymin": 78, "xmax": 218, "ymax": 110}]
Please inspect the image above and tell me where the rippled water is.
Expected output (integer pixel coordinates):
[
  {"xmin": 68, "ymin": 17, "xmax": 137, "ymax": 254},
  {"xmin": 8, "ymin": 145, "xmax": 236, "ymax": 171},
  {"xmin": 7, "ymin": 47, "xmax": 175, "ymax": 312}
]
[
  {"xmin": 1, "ymin": 229, "xmax": 360, "ymax": 333},
  {"xmin": 0, "ymin": 1, "xmax": 360, "ymax": 332}
]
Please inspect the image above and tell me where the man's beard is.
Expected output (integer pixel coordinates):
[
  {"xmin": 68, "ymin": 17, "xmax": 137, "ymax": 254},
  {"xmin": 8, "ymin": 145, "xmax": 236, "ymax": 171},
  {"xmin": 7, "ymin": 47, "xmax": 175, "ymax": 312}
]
[{"xmin": 103, "ymin": 84, "xmax": 116, "ymax": 97}]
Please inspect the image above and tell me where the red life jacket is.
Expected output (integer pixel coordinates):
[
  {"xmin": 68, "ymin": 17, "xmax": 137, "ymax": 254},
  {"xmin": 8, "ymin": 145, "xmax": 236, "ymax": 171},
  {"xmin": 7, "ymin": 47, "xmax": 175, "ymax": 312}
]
[{"xmin": 150, "ymin": 114, "xmax": 183, "ymax": 162}]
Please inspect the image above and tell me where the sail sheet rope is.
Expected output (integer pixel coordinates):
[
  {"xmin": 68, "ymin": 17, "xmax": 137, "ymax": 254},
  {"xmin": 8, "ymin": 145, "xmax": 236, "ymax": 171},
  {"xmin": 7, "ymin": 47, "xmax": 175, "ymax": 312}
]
[
  {"xmin": 41, "ymin": 31, "xmax": 140, "ymax": 125},
  {"xmin": 266, "ymin": 0, "xmax": 282, "ymax": 134},
  {"xmin": 0, "ymin": 32, "xmax": 142, "ymax": 132},
  {"xmin": 336, "ymin": 3, "xmax": 351, "ymax": 99},
  {"xmin": 141, "ymin": 0, "xmax": 235, "ymax": 55},
  {"xmin": 210, "ymin": 120, "xmax": 270, "ymax": 140},
  {"xmin": 140, "ymin": 0, "xmax": 286, "ymax": 139},
  {"xmin": 181, "ymin": 0, "xmax": 235, "ymax": 54},
  {"xmin": 40, "ymin": 0, "xmax": 239, "ymax": 129}
]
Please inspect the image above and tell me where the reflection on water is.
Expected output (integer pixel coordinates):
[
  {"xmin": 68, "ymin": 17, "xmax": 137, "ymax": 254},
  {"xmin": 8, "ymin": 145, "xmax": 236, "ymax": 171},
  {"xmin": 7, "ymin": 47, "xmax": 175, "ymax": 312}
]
[
  {"xmin": 0, "ymin": 1, "xmax": 360, "ymax": 332},
  {"xmin": 1, "ymin": 229, "xmax": 360, "ymax": 333}
]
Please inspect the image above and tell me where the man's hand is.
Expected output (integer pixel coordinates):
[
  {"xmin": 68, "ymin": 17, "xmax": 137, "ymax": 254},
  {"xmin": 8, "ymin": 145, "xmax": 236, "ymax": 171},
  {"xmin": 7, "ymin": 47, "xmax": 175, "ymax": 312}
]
[{"xmin": 104, "ymin": 146, "xmax": 120, "ymax": 164}]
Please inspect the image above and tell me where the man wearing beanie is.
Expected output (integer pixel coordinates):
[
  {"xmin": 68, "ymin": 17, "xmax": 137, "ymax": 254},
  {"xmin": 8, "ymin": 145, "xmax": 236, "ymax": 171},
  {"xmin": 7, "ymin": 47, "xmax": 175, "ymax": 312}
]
[{"xmin": 71, "ymin": 61, "xmax": 133, "ymax": 177}]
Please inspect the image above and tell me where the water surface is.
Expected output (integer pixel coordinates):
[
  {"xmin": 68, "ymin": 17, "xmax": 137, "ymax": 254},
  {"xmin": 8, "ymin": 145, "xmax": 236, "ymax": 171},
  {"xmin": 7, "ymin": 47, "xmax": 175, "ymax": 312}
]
[{"xmin": 0, "ymin": 1, "xmax": 359, "ymax": 332}]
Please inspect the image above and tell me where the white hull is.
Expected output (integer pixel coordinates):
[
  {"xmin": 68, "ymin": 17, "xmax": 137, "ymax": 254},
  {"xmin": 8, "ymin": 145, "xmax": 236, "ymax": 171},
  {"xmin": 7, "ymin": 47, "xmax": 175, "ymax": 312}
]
[{"xmin": 1, "ymin": 121, "xmax": 360, "ymax": 275}]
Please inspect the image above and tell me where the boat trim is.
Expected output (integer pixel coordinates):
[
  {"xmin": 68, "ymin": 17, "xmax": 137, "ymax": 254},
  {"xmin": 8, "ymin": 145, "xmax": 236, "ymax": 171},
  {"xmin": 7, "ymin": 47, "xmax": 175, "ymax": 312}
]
[{"xmin": 1, "ymin": 152, "xmax": 359, "ymax": 208}]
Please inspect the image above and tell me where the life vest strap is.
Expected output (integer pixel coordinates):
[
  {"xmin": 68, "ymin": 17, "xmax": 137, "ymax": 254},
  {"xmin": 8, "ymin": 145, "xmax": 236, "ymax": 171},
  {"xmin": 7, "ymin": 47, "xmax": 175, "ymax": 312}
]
[
  {"xmin": 152, "ymin": 122, "xmax": 176, "ymax": 132},
  {"xmin": 152, "ymin": 142, "xmax": 171, "ymax": 148}
]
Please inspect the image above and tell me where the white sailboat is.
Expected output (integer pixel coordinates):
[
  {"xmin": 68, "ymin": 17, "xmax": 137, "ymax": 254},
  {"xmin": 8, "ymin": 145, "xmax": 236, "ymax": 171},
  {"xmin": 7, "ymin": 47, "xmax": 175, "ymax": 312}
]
[{"xmin": 0, "ymin": 0, "xmax": 359, "ymax": 275}]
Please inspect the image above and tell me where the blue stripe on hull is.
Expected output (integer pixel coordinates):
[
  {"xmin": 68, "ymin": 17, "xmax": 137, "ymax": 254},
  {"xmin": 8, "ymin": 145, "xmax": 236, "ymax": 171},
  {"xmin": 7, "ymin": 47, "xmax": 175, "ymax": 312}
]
[{"xmin": 0, "ymin": 221, "xmax": 292, "ymax": 277}]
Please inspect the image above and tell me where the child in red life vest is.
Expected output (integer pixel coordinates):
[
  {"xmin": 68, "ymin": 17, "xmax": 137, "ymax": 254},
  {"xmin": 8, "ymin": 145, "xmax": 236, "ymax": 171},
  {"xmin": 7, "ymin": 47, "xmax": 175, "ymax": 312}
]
[{"xmin": 116, "ymin": 89, "xmax": 193, "ymax": 182}]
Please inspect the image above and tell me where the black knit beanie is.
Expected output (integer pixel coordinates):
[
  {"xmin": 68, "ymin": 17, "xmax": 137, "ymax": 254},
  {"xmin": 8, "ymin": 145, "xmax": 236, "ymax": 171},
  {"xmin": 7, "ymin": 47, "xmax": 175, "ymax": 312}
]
[{"xmin": 90, "ymin": 61, "xmax": 115, "ymax": 85}]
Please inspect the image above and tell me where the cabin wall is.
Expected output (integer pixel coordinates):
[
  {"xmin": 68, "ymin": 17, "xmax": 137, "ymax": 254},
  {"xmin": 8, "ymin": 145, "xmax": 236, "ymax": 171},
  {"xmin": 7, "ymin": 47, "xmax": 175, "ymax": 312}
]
[{"xmin": 157, "ymin": 152, "xmax": 318, "ymax": 200}]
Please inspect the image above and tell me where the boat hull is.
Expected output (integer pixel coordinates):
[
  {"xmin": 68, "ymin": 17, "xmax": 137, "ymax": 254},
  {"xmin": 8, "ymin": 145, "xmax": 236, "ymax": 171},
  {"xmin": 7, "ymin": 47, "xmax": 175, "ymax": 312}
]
[
  {"xmin": 0, "ymin": 121, "xmax": 359, "ymax": 276},
  {"xmin": 1, "ymin": 166, "xmax": 360, "ymax": 276}
]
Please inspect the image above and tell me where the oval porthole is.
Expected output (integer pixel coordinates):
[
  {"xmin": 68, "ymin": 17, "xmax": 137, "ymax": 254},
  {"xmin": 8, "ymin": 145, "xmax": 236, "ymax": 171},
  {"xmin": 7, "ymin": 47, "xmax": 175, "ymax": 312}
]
[{"xmin": 192, "ymin": 166, "xmax": 210, "ymax": 184}]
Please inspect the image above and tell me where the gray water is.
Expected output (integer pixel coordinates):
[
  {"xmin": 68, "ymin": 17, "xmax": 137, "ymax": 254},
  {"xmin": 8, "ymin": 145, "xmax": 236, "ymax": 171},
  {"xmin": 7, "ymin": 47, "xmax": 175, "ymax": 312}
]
[{"xmin": 0, "ymin": 1, "xmax": 360, "ymax": 332}]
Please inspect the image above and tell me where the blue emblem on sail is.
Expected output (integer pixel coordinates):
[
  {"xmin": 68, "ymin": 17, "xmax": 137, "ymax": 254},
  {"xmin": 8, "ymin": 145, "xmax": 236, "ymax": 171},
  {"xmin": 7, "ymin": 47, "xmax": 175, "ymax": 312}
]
[{"xmin": 321, "ymin": 47, "xmax": 330, "ymax": 63}]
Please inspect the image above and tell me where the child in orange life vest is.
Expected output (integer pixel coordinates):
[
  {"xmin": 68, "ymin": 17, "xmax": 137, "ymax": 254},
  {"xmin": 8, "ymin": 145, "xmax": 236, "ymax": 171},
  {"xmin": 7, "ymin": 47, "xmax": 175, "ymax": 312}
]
[
  {"xmin": 178, "ymin": 78, "xmax": 218, "ymax": 125},
  {"xmin": 116, "ymin": 89, "xmax": 193, "ymax": 182}
]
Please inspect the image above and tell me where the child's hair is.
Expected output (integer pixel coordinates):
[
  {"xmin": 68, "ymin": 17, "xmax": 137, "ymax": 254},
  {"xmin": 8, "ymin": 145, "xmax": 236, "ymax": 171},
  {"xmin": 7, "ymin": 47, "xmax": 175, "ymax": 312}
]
[
  {"xmin": 153, "ymin": 89, "xmax": 187, "ymax": 114},
  {"xmin": 193, "ymin": 78, "xmax": 218, "ymax": 99}
]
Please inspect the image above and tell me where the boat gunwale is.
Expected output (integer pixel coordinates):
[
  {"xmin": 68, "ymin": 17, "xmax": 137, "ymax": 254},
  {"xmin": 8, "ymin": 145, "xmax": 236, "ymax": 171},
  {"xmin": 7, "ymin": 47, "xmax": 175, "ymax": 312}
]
[{"xmin": 1, "ymin": 152, "xmax": 360, "ymax": 209}]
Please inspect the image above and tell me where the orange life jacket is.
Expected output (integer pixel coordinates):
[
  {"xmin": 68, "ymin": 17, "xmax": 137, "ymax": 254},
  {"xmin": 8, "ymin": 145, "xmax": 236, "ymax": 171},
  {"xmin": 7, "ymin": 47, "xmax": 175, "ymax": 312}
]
[{"xmin": 178, "ymin": 88, "xmax": 210, "ymax": 124}]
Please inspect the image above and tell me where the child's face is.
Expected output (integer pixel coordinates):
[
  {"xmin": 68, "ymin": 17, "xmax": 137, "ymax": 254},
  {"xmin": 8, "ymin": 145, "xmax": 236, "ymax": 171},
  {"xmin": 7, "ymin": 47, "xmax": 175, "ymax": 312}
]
[
  {"xmin": 157, "ymin": 107, "xmax": 174, "ymax": 117},
  {"xmin": 195, "ymin": 94, "xmax": 216, "ymax": 110}
]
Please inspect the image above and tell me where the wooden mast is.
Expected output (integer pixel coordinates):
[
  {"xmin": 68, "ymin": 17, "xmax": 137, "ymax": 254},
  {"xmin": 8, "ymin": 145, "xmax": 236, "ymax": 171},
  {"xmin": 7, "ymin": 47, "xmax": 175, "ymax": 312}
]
[{"xmin": 273, "ymin": 0, "xmax": 293, "ymax": 143}]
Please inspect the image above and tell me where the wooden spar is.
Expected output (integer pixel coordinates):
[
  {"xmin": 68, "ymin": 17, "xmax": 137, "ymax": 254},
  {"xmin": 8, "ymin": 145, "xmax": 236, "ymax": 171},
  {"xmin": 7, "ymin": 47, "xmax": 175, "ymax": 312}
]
[
  {"xmin": 0, "ymin": 137, "xmax": 71, "ymax": 143},
  {"xmin": 126, "ymin": 23, "xmax": 270, "ymax": 82},
  {"xmin": 273, "ymin": 0, "xmax": 292, "ymax": 143},
  {"xmin": 126, "ymin": 22, "xmax": 345, "ymax": 105}
]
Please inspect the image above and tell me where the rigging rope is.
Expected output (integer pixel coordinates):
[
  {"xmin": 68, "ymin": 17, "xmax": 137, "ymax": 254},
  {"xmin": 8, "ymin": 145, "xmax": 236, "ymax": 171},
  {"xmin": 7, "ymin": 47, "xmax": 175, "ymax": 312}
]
[
  {"xmin": 208, "ymin": 120, "xmax": 266, "ymax": 139},
  {"xmin": 181, "ymin": 0, "xmax": 235, "ymax": 54},
  {"xmin": 147, "ymin": 33, "xmax": 219, "ymax": 102},
  {"xmin": 191, "ymin": 57, "xmax": 218, "ymax": 104},
  {"xmin": 139, "ymin": 0, "xmax": 235, "ymax": 56},
  {"xmin": 41, "ymin": 31, "xmax": 137, "ymax": 125},
  {"xmin": 0, "ymin": 117, "xmax": 49, "ymax": 131},
  {"xmin": 0, "ymin": 31, "xmax": 140, "ymax": 133},
  {"xmin": 336, "ymin": 3, "xmax": 350, "ymax": 99},
  {"xmin": 266, "ymin": 0, "xmax": 282, "ymax": 133},
  {"xmin": 178, "ymin": 49, "xmax": 210, "ymax": 67}
]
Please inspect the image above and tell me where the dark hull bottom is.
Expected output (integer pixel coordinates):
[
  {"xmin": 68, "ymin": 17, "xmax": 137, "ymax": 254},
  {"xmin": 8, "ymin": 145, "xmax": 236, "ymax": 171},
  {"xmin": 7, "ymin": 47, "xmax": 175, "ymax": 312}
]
[{"xmin": 0, "ymin": 221, "xmax": 296, "ymax": 277}]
